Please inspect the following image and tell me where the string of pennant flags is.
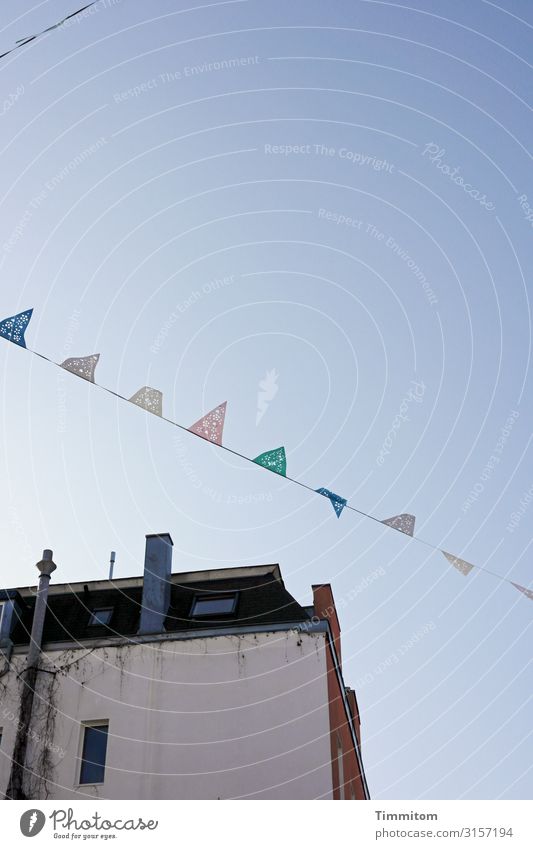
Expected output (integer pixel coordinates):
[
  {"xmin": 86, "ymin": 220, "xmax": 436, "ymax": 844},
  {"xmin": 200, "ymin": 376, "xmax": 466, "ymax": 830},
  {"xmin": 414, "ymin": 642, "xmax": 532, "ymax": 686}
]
[{"xmin": 1, "ymin": 307, "xmax": 532, "ymax": 604}]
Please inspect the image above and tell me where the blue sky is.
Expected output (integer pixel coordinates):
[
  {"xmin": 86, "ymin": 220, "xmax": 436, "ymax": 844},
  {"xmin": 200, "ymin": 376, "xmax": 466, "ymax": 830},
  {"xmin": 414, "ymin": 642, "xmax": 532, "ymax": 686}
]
[{"xmin": 0, "ymin": 0, "xmax": 532, "ymax": 799}]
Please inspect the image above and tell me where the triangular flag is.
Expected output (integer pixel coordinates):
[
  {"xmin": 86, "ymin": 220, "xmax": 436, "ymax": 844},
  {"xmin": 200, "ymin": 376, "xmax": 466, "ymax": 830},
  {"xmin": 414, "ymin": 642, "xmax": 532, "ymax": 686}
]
[
  {"xmin": 0, "ymin": 308, "xmax": 33, "ymax": 347},
  {"xmin": 442, "ymin": 551, "xmax": 475, "ymax": 576},
  {"xmin": 129, "ymin": 386, "xmax": 163, "ymax": 416},
  {"xmin": 188, "ymin": 402, "xmax": 226, "ymax": 445},
  {"xmin": 511, "ymin": 582, "xmax": 533, "ymax": 601},
  {"xmin": 382, "ymin": 513, "xmax": 416, "ymax": 536},
  {"xmin": 60, "ymin": 354, "xmax": 99, "ymax": 383},
  {"xmin": 316, "ymin": 487, "xmax": 347, "ymax": 518},
  {"xmin": 253, "ymin": 447, "xmax": 286, "ymax": 476}
]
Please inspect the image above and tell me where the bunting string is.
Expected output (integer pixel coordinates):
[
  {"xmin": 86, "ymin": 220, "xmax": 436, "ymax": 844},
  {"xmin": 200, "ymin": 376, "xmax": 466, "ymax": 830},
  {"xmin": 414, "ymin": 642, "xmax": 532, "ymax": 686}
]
[{"xmin": 0, "ymin": 308, "xmax": 531, "ymax": 603}]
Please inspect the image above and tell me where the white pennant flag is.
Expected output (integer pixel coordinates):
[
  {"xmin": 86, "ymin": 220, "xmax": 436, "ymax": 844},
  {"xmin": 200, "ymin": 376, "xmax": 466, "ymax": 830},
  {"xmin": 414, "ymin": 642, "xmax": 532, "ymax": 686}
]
[
  {"xmin": 60, "ymin": 354, "xmax": 99, "ymax": 383},
  {"xmin": 442, "ymin": 551, "xmax": 475, "ymax": 577},
  {"xmin": 129, "ymin": 386, "xmax": 163, "ymax": 416},
  {"xmin": 511, "ymin": 582, "xmax": 533, "ymax": 601},
  {"xmin": 382, "ymin": 514, "xmax": 416, "ymax": 536}
]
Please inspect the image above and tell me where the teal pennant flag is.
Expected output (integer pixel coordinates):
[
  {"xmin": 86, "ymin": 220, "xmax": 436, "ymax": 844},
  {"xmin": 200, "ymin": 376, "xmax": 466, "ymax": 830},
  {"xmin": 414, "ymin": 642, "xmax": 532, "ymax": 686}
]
[{"xmin": 253, "ymin": 446, "xmax": 286, "ymax": 476}]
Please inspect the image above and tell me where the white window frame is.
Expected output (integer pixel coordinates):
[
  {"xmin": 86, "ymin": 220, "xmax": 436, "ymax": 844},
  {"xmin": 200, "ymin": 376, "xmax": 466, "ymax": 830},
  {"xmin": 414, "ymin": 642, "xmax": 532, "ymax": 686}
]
[
  {"xmin": 75, "ymin": 720, "xmax": 109, "ymax": 787},
  {"xmin": 190, "ymin": 593, "xmax": 238, "ymax": 617},
  {"xmin": 87, "ymin": 608, "xmax": 114, "ymax": 626}
]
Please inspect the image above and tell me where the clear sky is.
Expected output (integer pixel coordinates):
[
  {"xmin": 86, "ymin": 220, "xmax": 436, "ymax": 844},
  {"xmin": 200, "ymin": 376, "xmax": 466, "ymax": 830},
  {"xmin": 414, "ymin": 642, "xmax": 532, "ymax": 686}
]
[{"xmin": 0, "ymin": 0, "xmax": 531, "ymax": 800}]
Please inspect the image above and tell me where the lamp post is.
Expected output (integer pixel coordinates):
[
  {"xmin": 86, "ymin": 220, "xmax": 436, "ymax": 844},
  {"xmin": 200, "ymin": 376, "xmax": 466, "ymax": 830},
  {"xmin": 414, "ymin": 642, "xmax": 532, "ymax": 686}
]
[{"xmin": 6, "ymin": 550, "xmax": 57, "ymax": 800}]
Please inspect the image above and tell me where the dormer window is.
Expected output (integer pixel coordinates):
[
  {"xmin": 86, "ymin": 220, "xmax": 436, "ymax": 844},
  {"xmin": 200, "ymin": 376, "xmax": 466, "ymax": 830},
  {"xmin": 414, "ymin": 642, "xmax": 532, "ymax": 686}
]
[
  {"xmin": 88, "ymin": 608, "xmax": 113, "ymax": 626},
  {"xmin": 190, "ymin": 593, "xmax": 238, "ymax": 617}
]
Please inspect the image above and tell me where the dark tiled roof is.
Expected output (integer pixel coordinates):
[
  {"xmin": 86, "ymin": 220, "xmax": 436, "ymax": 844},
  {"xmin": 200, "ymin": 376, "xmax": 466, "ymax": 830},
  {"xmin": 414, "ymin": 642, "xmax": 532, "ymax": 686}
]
[
  {"xmin": 166, "ymin": 574, "xmax": 308, "ymax": 631},
  {"xmin": 10, "ymin": 571, "xmax": 310, "ymax": 646}
]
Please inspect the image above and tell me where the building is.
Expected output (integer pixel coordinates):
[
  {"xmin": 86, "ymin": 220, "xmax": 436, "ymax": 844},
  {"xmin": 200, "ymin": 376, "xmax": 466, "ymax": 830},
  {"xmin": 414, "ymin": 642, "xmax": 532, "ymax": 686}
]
[{"xmin": 0, "ymin": 533, "xmax": 369, "ymax": 800}]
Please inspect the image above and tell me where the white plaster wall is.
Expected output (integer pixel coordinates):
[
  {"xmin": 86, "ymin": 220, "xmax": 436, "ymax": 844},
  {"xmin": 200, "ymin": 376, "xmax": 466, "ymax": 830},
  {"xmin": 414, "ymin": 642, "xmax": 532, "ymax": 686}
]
[{"xmin": 0, "ymin": 629, "xmax": 333, "ymax": 800}]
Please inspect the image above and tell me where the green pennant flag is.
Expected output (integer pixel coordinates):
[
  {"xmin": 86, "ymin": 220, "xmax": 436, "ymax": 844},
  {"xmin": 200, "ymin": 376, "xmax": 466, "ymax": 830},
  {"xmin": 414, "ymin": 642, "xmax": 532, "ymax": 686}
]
[{"xmin": 253, "ymin": 446, "xmax": 286, "ymax": 476}]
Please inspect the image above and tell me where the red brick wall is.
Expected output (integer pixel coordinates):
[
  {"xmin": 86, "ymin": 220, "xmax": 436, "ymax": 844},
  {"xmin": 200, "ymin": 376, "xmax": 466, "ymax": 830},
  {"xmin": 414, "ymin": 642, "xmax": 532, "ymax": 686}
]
[{"xmin": 313, "ymin": 585, "xmax": 366, "ymax": 800}]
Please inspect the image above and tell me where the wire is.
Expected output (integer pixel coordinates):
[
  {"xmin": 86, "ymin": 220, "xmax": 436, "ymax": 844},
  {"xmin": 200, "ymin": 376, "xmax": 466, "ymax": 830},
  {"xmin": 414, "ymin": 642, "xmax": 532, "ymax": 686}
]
[
  {"xmin": 0, "ymin": 3, "xmax": 99, "ymax": 60},
  {"xmin": 2, "ymin": 339, "xmax": 524, "ymax": 600}
]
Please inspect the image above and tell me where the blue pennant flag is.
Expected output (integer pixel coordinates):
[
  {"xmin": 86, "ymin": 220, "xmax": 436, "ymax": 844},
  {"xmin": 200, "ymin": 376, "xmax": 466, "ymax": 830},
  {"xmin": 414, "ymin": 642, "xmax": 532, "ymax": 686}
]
[
  {"xmin": 0, "ymin": 308, "xmax": 33, "ymax": 347},
  {"xmin": 316, "ymin": 487, "xmax": 347, "ymax": 518}
]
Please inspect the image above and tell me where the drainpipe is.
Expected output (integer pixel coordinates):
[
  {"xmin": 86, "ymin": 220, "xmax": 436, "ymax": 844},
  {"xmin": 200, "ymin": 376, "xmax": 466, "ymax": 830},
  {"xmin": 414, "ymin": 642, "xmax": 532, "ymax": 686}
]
[{"xmin": 6, "ymin": 550, "xmax": 57, "ymax": 800}]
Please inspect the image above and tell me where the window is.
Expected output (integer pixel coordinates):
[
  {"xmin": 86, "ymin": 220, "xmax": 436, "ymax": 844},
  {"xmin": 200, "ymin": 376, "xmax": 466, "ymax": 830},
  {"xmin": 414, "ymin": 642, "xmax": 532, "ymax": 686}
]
[
  {"xmin": 0, "ymin": 602, "xmax": 4, "ymax": 630},
  {"xmin": 190, "ymin": 593, "xmax": 238, "ymax": 617},
  {"xmin": 79, "ymin": 723, "xmax": 109, "ymax": 785},
  {"xmin": 87, "ymin": 608, "xmax": 113, "ymax": 626},
  {"xmin": 0, "ymin": 728, "xmax": 3, "ymax": 749}
]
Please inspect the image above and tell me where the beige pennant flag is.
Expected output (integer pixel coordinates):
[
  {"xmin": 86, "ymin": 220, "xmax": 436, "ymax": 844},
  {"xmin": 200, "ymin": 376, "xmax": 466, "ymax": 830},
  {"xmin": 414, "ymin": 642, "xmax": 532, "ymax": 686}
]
[
  {"xmin": 511, "ymin": 582, "xmax": 533, "ymax": 601},
  {"xmin": 129, "ymin": 386, "xmax": 163, "ymax": 416},
  {"xmin": 60, "ymin": 353, "xmax": 100, "ymax": 383},
  {"xmin": 382, "ymin": 513, "xmax": 416, "ymax": 536},
  {"xmin": 442, "ymin": 551, "xmax": 475, "ymax": 576}
]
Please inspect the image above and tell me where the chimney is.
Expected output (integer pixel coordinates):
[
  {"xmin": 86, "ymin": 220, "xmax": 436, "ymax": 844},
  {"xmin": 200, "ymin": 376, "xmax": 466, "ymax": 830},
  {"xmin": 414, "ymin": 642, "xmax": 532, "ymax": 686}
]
[
  {"xmin": 138, "ymin": 533, "xmax": 173, "ymax": 634},
  {"xmin": 312, "ymin": 583, "xmax": 342, "ymax": 665}
]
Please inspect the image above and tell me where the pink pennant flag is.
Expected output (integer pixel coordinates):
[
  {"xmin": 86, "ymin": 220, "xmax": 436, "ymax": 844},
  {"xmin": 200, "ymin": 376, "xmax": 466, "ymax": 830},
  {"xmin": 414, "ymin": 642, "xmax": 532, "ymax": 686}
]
[
  {"xmin": 382, "ymin": 514, "xmax": 416, "ymax": 536},
  {"xmin": 511, "ymin": 582, "xmax": 533, "ymax": 601},
  {"xmin": 442, "ymin": 551, "xmax": 475, "ymax": 577},
  {"xmin": 188, "ymin": 402, "xmax": 227, "ymax": 445}
]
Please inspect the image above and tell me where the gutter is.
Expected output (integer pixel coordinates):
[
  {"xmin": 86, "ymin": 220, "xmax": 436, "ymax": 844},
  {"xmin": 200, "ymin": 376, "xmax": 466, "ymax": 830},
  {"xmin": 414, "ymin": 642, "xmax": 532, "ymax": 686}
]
[
  {"xmin": 11, "ymin": 619, "xmax": 314, "ymax": 654},
  {"xmin": 304, "ymin": 619, "xmax": 371, "ymax": 800}
]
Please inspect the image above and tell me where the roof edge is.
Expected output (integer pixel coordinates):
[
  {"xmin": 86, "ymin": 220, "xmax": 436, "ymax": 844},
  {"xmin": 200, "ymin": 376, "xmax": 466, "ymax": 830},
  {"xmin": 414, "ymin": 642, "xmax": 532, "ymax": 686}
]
[{"xmin": 15, "ymin": 563, "xmax": 282, "ymax": 597}]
